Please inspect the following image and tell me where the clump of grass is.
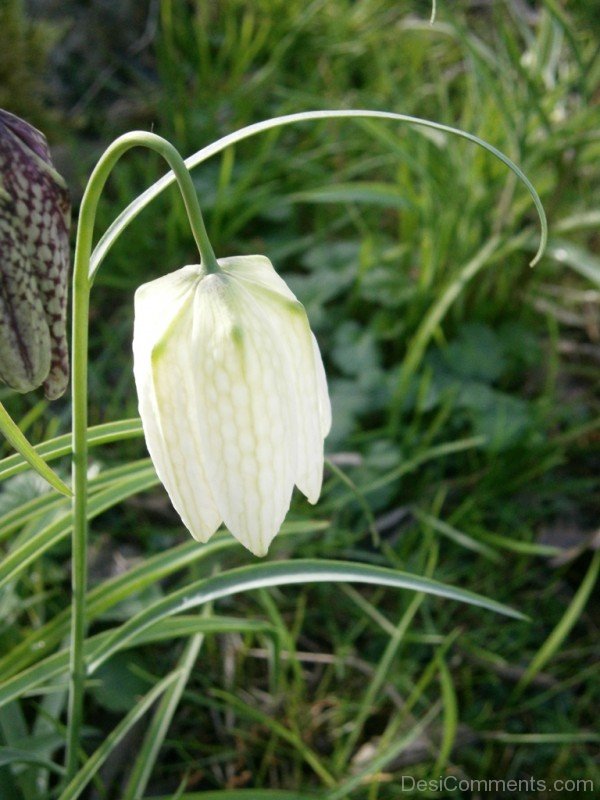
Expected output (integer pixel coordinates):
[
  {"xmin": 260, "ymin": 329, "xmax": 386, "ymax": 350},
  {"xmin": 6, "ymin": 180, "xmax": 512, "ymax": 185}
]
[{"xmin": 0, "ymin": 0, "xmax": 61, "ymax": 128}]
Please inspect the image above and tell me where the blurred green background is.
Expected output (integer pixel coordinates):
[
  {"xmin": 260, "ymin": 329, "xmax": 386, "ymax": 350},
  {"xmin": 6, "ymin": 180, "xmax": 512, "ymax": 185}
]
[{"xmin": 0, "ymin": 0, "xmax": 598, "ymax": 797}]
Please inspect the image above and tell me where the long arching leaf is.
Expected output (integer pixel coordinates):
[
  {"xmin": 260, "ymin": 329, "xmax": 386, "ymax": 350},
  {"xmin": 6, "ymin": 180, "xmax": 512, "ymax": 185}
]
[
  {"xmin": 91, "ymin": 110, "xmax": 547, "ymax": 278},
  {"xmin": 87, "ymin": 558, "xmax": 526, "ymax": 673}
]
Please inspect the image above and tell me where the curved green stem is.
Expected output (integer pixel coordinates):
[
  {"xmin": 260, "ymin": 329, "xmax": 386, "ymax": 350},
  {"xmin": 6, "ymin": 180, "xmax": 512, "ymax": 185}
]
[{"xmin": 65, "ymin": 132, "xmax": 216, "ymax": 781}]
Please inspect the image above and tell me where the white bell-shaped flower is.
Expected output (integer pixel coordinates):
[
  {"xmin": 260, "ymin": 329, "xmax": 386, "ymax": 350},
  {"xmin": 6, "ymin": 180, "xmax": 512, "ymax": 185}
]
[{"xmin": 133, "ymin": 255, "xmax": 331, "ymax": 556}]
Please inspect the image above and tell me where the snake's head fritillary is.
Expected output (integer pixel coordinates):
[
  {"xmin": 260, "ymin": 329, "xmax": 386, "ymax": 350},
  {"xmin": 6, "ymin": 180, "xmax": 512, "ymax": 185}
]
[
  {"xmin": 0, "ymin": 109, "xmax": 71, "ymax": 400},
  {"xmin": 133, "ymin": 255, "xmax": 331, "ymax": 556}
]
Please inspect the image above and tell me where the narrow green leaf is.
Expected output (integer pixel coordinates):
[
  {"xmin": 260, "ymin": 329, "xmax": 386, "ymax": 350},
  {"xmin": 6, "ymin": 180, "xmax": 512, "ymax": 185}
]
[
  {"xmin": 289, "ymin": 182, "xmax": 410, "ymax": 209},
  {"xmin": 402, "ymin": 630, "xmax": 462, "ymax": 719},
  {"xmin": 0, "ymin": 489, "xmax": 67, "ymax": 543},
  {"xmin": 0, "ymin": 418, "xmax": 143, "ymax": 484},
  {"xmin": 0, "ymin": 520, "xmax": 326, "ymax": 678},
  {"xmin": 0, "ymin": 746, "xmax": 65, "ymax": 775},
  {"xmin": 412, "ymin": 508, "xmax": 502, "ymax": 562},
  {"xmin": 122, "ymin": 630, "xmax": 205, "ymax": 800},
  {"xmin": 554, "ymin": 210, "xmax": 600, "ymax": 234},
  {"xmin": 391, "ymin": 236, "xmax": 500, "ymax": 420},
  {"xmin": 57, "ymin": 673, "xmax": 180, "ymax": 800},
  {"xmin": 210, "ymin": 689, "xmax": 335, "ymax": 787},
  {"xmin": 0, "ymin": 458, "xmax": 153, "ymax": 543},
  {"xmin": 0, "ymin": 401, "xmax": 71, "ymax": 496},
  {"xmin": 364, "ymin": 436, "xmax": 486, "ymax": 495},
  {"xmin": 326, "ymin": 459, "xmax": 379, "ymax": 544},
  {"xmin": 91, "ymin": 110, "xmax": 547, "ymax": 277},
  {"xmin": 325, "ymin": 705, "xmax": 440, "ymax": 800},
  {"xmin": 434, "ymin": 658, "xmax": 458, "ymax": 774},
  {"xmin": 88, "ymin": 559, "xmax": 526, "ymax": 675},
  {"xmin": 473, "ymin": 528, "xmax": 562, "ymax": 557},
  {"xmin": 335, "ymin": 591, "xmax": 424, "ymax": 770},
  {"xmin": 0, "ymin": 617, "xmax": 276, "ymax": 709},
  {"xmin": 515, "ymin": 550, "xmax": 600, "ymax": 693},
  {"xmin": 0, "ymin": 537, "xmax": 228, "ymax": 678},
  {"xmin": 0, "ymin": 468, "xmax": 158, "ymax": 590}
]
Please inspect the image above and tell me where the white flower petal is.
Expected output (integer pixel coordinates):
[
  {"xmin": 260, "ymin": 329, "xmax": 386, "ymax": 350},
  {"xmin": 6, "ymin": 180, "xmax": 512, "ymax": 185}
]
[
  {"xmin": 221, "ymin": 255, "xmax": 330, "ymax": 502},
  {"xmin": 191, "ymin": 273, "xmax": 298, "ymax": 556},
  {"xmin": 311, "ymin": 333, "xmax": 332, "ymax": 437},
  {"xmin": 279, "ymin": 322, "xmax": 324, "ymax": 503},
  {"xmin": 133, "ymin": 266, "xmax": 221, "ymax": 542},
  {"xmin": 133, "ymin": 255, "xmax": 331, "ymax": 557},
  {"xmin": 244, "ymin": 291, "xmax": 323, "ymax": 502}
]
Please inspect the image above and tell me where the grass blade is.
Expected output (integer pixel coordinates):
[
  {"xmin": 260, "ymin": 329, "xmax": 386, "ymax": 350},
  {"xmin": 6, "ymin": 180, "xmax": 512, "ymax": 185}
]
[
  {"xmin": 363, "ymin": 436, "xmax": 486, "ymax": 495},
  {"xmin": 0, "ymin": 467, "xmax": 158, "ymax": 590},
  {"xmin": 288, "ymin": 182, "xmax": 411, "ymax": 209},
  {"xmin": 412, "ymin": 508, "xmax": 502, "ymax": 562},
  {"xmin": 0, "ymin": 418, "xmax": 143, "ymax": 483},
  {"xmin": 87, "ymin": 559, "xmax": 526, "ymax": 674},
  {"xmin": 0, "ymin": 616, "xmax": 276, "ymax": 709},
  {"xmin": 91, "ymin": 110, "xmax": 547, "ymax": 277},
  {"xmin": 211, "ymin": 688, "xmax": 336, "ymax": 787},
  {"xmin": 0, "ymin": 746, "xmax": 65, "ymax": 775},
  {"xmin": 325, "ymin": 707, "xmax": 441, "ymax": 799},
  {"xmin": 122, "ymin": 627, "xmax": 206, "ymax": 800},
  {"xmin": 0, "ymin": 401, "xmax": 71, "ymax": 497},
  {"xmin": 515, "ymin": 550, "xmax": 600, "ymax": 694},
  {"xmin": 0, "ymin": 520, "xmax": 327, "ymax": 679},
  {"xmin": 390, "ymin": 236, "xmax": 500, "ymax": 425},
  {"xmin": 122, "ymin": 606, "xmax": 210, "ymax": 800},
  {"xmin": 433, "ymin": 658, "xmax": 458, "ymax": 774},
  {"xmin": 335, "ymin": 591, "xmax": 424, "ymax": 770},
  {"xmin": 0, "ymin": 458, "xmax": 152, "ymax": 543},
  {"xmin": 484, "ymin": 731, "xmax": 600, "ymax": 745},
  {"xmin": 57, "ymin": 672, "xmax": 180, "ymax": 800}
]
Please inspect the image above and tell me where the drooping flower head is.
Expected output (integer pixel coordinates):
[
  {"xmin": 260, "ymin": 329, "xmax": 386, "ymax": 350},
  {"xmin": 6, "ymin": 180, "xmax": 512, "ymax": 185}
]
[
  {"xmin": 133, "ymin": 255, "xmax": 331, "ymax": 556},
  {"xmin": 0, "ymin": 109, "xmax": 71, "ymax": 400}
]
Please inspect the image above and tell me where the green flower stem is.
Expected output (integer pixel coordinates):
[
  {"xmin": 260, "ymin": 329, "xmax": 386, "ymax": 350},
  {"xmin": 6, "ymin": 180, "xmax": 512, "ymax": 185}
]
[{"xmin": 65, "ymin": 132, "xmax": 216, "ymax": 781}]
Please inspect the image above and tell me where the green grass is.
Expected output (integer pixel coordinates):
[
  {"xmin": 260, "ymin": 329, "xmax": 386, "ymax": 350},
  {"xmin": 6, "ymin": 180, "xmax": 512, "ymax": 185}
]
[{"xmin": 0, "ymin": 0, "xmax": 599, "ymax": 797}]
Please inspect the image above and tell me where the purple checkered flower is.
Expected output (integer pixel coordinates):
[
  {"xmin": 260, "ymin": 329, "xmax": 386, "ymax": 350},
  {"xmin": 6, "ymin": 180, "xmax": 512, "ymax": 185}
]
[{"xmin": 0, "ymin": 109, "xmax": 70, "ymax": 400}]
